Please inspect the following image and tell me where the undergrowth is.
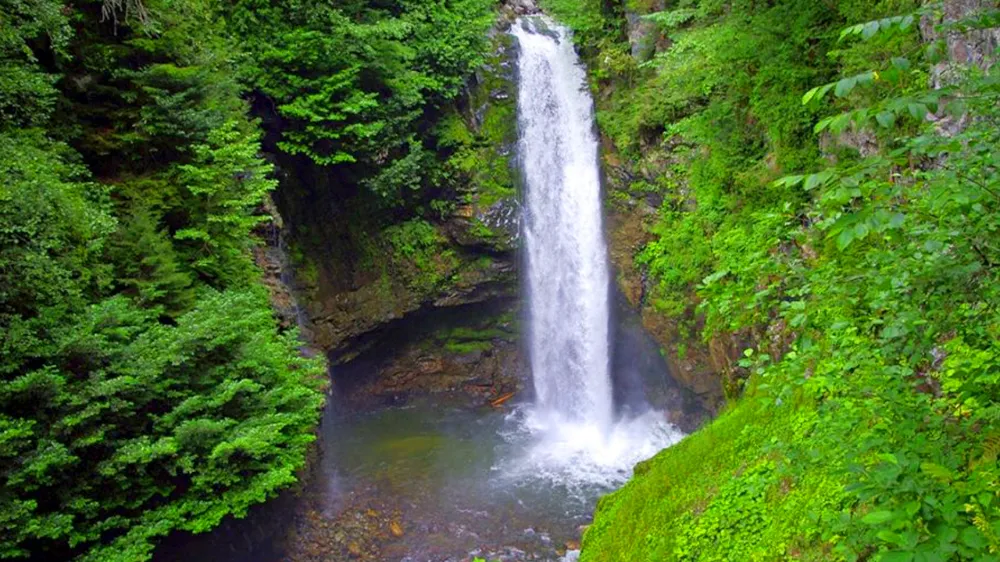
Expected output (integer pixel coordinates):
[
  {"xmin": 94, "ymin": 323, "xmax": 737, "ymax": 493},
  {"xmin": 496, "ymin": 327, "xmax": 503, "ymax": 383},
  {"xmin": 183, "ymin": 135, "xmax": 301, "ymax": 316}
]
[{"xmin": 556, "ymin": 1, "xmax": 1000, "ymax": 560}]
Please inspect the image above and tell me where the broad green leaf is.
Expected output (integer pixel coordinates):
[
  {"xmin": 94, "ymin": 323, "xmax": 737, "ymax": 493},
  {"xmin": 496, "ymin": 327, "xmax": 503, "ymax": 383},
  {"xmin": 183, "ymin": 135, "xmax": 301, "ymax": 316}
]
[
  {"xmin": 961, "ymin": 527, "xmax": 988, "ymax": 549},
  {"xmin": 862, "ymin": 21, "xmax": 880, "ymax": 39},
  {"xmin": 876, "ymin": 111, "xmax": 896, "ymax": 128},
  {"xmin": 908, "ymin": 103, "xmax": 928, "ymax": 119},
  {"xmin": 815, "ymin": 116, "xmax": 835, "ymax": 133},
  {"xmin": 862, "ymin": 510, "xmax": 895, "ymax": 525},
  {"xmin": 839, "ymin": 23, "xmax": 863, "ymax": 41},
  {"xmin": 836, "ymin": 228, "xmax": 855, "ymax": 250},
  {"xmin": 919, "ymin": 462, "xmax": 954, "ymax": 483},
  {"xmin": 773, "ymin": 174, "xmax": 804, "ymax": 188},
  {"xmin": 878, "ymin": 453, "xmax": 899, "ymax": 465},
  {"xmin": 803, "ymin": 86, "xmax": 821, "ymax": 105},
  {"xmin": 804, "ymin": 171, "xmax": 832, "ymax": 191},
  {"xmin": 702, "ymin": 269, "xmax": 730, "ymax": 285},
  {"xmin": 835, "ymin": 76, "xmax": 858, "ymax": 97},
  {"xmin": 923, "ymin": 239, "xmax": 944, "ymax": 252},
  {"xmin": 830, "ymin": 112, "xmax": 854, "ymax": 133},
  {"xmin": 877, "ymin": 530, "xmax": 906, "ymax": 546}
]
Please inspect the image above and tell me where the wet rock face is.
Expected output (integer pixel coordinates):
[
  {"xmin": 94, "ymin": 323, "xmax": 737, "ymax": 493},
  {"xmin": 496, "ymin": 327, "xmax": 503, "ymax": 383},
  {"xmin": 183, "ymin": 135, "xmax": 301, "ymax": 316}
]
[
  {"xmin": 357, "ymin": 342, "xmax": 525, "ymax": 404},
  {"xmin": 252, "ymin": 196, "xmax": 322, "ymax": 355},
  {"xmin": 919, "ymin": 0, "xmax": 1000, "ymax": 138},
  {"xmin": 336, "ymin": 301, "xmax": 526, "ymax": 405},
  {"xmin": 507, "ymin": 0, "xmax": 539, "ymax": 16},
  {"xmin": 625, "ymin": 1, "xmax": 666, "ymax": 61},
  {"xmin": 270, "ymin": 30, "xmax": 521, "ymax": 362},
  {"xmin": 601, "ymin": 141, "xmax": 728, "ymax": 414},
  {"xmin": 304, "ymin": 257, "xmax": 517, "ymax": 360},
  {"xmin": 253, "ymin": 240, "xmax": 297, "ymax": 329},
  {"xmin": 921, "ymin": 0, "xmax": 1000, "ymax": 88},
  {"xmin": 445, "ymin": 197, "xmax": 521, "ymax": 254}
]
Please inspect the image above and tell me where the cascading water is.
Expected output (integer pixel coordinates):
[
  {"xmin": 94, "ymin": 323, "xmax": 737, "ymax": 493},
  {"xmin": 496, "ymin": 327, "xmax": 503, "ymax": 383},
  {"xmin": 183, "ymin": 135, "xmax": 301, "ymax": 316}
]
[
  {"xmin": 515, "ymin": 16, "xmax": 612, "ymax": 430},
  {"xmin": 499, "ymin": 16, "xmax": 682, "ymax": 490}
]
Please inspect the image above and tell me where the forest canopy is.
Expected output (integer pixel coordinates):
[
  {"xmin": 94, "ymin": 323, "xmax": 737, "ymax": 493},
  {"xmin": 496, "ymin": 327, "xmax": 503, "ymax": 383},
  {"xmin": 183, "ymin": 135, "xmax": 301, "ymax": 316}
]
[{"xmin": 1, "ymin": 0, "xmax": 502, "ymax": 557}]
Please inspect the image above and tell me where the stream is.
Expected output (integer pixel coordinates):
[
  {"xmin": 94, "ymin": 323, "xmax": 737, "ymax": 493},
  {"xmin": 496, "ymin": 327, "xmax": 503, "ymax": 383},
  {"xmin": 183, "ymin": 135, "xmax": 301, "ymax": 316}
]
[{"xmin": 154, "ymin": 15, "xmax": 700, "ymax": 562}]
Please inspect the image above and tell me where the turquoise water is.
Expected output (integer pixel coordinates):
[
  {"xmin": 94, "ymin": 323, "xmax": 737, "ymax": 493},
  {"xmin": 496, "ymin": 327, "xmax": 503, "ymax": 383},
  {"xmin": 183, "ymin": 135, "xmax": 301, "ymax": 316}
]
[
  {"xmin": 313, "ymin": 397, "xmax": 598, "ymax": 561},
  {"xmin": 153, "ymin": 301, "xmax": 703, "ymax": 562}
]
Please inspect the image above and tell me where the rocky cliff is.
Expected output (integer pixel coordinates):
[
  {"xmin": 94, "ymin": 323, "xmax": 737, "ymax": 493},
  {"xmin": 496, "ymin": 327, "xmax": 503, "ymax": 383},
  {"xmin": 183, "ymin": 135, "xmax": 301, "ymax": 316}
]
[
  {"xmin": 596, "ymin": 6, "xmax": 734, "ymax": 412},
  {"xmin": 259, "ymin": 30, "xmax": 523, "ymax": 371}
]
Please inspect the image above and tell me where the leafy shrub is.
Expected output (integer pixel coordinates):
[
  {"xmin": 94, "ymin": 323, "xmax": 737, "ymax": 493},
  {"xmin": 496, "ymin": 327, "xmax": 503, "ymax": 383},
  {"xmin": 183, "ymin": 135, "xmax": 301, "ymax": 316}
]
[{"xmin": 576, "ymin": 1, "xmax": 1000, "ymax": 561}]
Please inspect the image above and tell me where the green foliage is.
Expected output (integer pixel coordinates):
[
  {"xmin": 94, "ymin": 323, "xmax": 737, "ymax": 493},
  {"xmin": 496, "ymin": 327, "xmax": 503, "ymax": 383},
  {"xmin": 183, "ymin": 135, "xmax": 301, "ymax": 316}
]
[
  {"xmin": 541, "ymin": 0, "xmax": 635, "ymax": 83},
  {"xmin": 229, "ymin": 0, "xmax": 496, "ymax": 203},
  {"xmin": 0, "ymin": 0, "xmax": 71, "ymax": 127},
  {"xmin": 579, "ymin": 1, "xmax": 1000, "ymax": 561},
  {"xmin": 107, "ymin": 209, "xmax": 195, "ymax": 316},
  {"xmin": 172, "ymin": 119, "xmax": 278, "ymax": 283},
  {"xmin": 2, "ymin": 291, "xmax": 324, "ymax": 562},
  {"xmin": 0, "ymin": 1, "xmax": 326, "ymax": 560},
  {"xmin": 0, "ymin": 130, "xmax": 116, "ymax": 375},
  {"xmin": 59, "ymin": 0, "xmax": 246, "ymax": 173},
  {"xmin": 541, "ymin": 0, "xmax": 608, "ymax": 38},
  {"xmin": 383, "ymin": 219, "xmax": 459, "ymax": 292},
  {"xmin": 440, "ymin": 32, "xmax": 519, "ymax": 210}
]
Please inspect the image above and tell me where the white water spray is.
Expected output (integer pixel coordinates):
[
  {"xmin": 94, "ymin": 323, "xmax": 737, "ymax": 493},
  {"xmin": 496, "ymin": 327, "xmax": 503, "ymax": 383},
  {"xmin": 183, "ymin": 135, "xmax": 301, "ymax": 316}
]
[
  {"xmin": 515, "ymin": 16, "xmax": 612, "ymax": 429},
  {"xmin": 502, "ymin": 16, "xmax": 682, "ymax": 489}
]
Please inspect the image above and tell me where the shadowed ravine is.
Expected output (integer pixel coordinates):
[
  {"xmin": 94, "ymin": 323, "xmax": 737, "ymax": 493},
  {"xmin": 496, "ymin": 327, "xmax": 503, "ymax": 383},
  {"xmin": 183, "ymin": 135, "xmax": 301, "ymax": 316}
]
[{"xmin": 154, "ymin": 16, "xmax": 695, "ymax": 562}]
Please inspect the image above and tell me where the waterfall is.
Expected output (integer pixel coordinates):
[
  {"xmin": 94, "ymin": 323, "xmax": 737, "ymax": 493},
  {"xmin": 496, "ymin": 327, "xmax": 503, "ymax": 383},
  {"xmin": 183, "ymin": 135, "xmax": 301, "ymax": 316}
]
[
  {"xmin": 494, "ymin": 16, "xmax": 682, "ymax": 490},
  {"xmin": 513, "ymin": 16, "xmax": 612, "ymax": 429}
]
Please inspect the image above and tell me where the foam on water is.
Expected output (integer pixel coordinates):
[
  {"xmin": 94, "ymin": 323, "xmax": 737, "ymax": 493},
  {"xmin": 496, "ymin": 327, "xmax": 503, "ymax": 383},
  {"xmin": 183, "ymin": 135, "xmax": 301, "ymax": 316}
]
[{"xmin": 495, "ymin": 405, "xmax": 683, "ymax": 496}]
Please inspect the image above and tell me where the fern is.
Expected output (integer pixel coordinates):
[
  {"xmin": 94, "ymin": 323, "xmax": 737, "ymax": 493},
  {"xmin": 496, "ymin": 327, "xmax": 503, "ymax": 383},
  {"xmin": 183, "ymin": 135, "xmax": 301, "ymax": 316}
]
[
  {"xmin": 977, "ymin": 434, "xmax": 1000, "ymax": 468},
  {"xmin": 642, "ymin": 9, "xmax": 698, "ymax": 30},
  {"xmin": 967, "ymin": 502, "xmax": 1000, "ymax": 554}
]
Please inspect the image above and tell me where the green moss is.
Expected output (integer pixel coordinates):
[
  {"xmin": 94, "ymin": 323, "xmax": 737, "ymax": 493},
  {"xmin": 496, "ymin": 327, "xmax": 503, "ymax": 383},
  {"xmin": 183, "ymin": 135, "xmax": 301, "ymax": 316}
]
[
  {"xmin": 583, "ymin": 389, "xmax": 849, "ymax": 561},
  {"xmin": 371, "ymin": 219, "xmax": 460, "ymax": 293},
  {"xmin": 446, "ymin": 326, "xmax": 512, "ymax": 340},
  {"xmin": 443, "ymin": 33, "xmax": 518, "ymax": 211},
  {"xmin": 421, "ymin": 311, "xmax": 520, "ymax": 355},
  {"xmin": 474, "ymin": 104, "xmax": 517, "ymax": 209},
  {"xmin": 469, "ymin": 218, "xmax": 497, "ymax": 239},
  {"xmin": 286, "ymin": 242, "xmax": 320, "ymax": 289},
  {"xmin": 443, "ymin": 340, "xmax": 495, "ymax": 354}
]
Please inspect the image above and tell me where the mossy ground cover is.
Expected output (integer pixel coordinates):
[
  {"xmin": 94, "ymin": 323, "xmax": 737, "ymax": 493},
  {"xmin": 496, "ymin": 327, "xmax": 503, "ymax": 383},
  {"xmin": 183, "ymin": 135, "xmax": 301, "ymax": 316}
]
[{"xmin": 583, "ymin": 387, "xmax": 846, "ymax": 561}]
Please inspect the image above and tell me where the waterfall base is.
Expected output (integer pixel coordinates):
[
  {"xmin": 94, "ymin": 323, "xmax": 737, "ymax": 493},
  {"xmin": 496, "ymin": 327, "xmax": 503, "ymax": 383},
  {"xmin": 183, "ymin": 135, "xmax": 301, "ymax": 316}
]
[{"xmin": 495, "ymin": 405, "xmax": 683, "ymax": 495}]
